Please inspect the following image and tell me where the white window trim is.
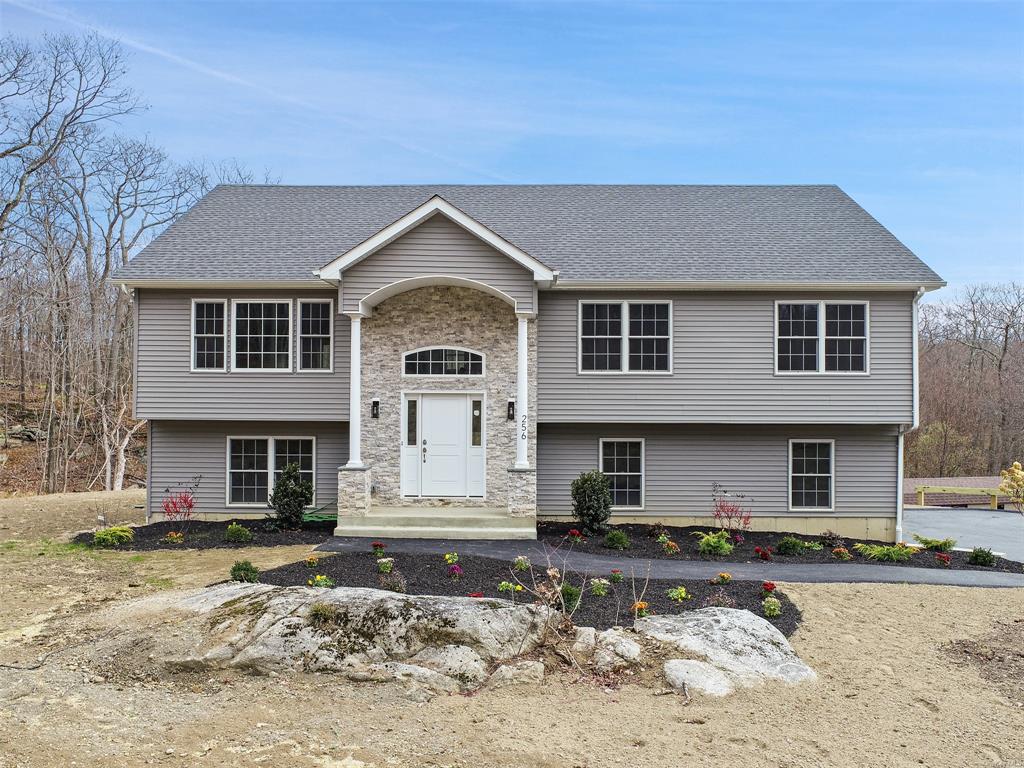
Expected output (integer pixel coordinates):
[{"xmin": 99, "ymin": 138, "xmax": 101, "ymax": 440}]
[
  {"xmin": 773, "ymin": 300, "xmax": 871, "ymax": 376},
  {"xmin": 401, "ymin": 346, "xmax": 486, "ymax": 378},
  {"xmin": 230, "ymin": 299, "xmax": 294, "ymax": 373},
  {"xmin": 787, "ymin": 438, "xmax": 835, "ymax": 512},
  {"xmin": 190, "ymin": 298, "xmax": 228, "ymax": 373},
  {"xmin": 578, "ymin": 300, "xmax": 673, "ymax": 375},
  {"xmin": 225, "ymin": 435, "xmax": 317, "ymax": 508},
  {"xmin": 598, "ymin": 437, "xmax": 646, "ymax": 510},
  {"xmin": 297, "ymin": 298, "xmax": 335, "ymax": 373}
]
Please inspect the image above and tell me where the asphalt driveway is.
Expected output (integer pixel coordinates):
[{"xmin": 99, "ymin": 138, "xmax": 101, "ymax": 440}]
[{"xmin": 904, "ymin": 506, "xmax": 1024, "ymax": 561}]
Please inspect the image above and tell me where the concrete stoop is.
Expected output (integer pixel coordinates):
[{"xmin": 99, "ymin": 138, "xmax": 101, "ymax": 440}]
[{"xmin": 333, "ymin": 506, "xmax": 537, "ymax": 540}]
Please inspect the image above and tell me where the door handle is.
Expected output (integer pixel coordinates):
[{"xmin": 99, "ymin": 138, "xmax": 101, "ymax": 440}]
[{"xmin": 422, "ymin": 440, "xmax": 427, "ymax": 463}]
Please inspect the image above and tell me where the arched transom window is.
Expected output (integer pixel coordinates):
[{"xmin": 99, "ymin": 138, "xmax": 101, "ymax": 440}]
[{"xmin": 404, "ymin": 347, "xmax": 484, "ymax": 376}]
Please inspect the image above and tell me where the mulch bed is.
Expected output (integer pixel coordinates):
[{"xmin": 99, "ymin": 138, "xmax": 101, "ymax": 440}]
[
  {"xmin": 537, "ymin": 522, "xmax": 1023, "ymax": 573},
  {"xmin": 258, "ymin": 550, "xmax": 801, "ymax": 636},
  {"xmin": 73, "ymin": 519, "xmax": 334, "ymax": 551}
]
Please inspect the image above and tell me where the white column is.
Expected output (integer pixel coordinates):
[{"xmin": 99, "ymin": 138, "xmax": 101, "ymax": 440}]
[
  {"xmin": 346, "ymin": 314, "xmax": 364, "ymax": 468},
  {"xmin": 515, "ymin": 314, "xmax": 529, "ymax": 469}
]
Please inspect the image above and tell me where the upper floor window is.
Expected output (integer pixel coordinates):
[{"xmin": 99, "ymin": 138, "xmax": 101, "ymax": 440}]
[
  {"xmin": 298, "ymin": 300, "xmax": 333, "ymax": 371},
  {"xmin": 776, "ymin": 301, "xmax": 868, "ymax": 374},
  {"xmin": 580, "ymin": 301, "xmax": 671, "ymax": 373},
  {"xmin": 404, "ymin": 347, "xmax": 483, "ymax": 376},
  {"xmin": 191, "ymin": 300, "xmax": 226, "ymax": 371},
  {"xmin": 233, "ymin": 300, "xmax": 291, "ymax": 372}
]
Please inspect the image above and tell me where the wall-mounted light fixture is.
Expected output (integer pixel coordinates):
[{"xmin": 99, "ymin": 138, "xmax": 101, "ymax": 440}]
[
  {"xmin": 507, "ymin": 400, "xmax": 515, "ymax": 421},
  {"xmin": 370, "ymin": 400, "xmax": 380, "ymax": 419}
]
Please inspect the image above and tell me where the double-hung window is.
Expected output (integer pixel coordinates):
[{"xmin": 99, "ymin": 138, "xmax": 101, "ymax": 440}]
[
  {"xmin": 298, "ymin": 300, "xmax": 333, "ymax": 371},
  {"xmin": 776, "ymin": 301, "xmax": 868, "ymax": 374},
  {"xmin": 789, "ymin": 440, "xmax": 834, "ymax": 511},
  {"xmin": 191, "ymin": 300, "xmax": 227, "ymax": 371},
  {"xmin": 580, "ymin": 301, "xmax": 671, "ymax": 373},
  {"xmin": 228, "ymin": 436, "xmax": 315, "ymax": 506},
  {"xmin": 599, "ymin": 439, "xmax": 644, "ymax": 508},
  {"xmin": 233, "ymin": 300, "xmax": 292, "ymax": 371}
]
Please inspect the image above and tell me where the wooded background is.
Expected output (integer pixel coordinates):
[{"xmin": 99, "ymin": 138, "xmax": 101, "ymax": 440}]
[{"xmin": 0, "ymin": 34, "xmax": 1021, "ymax": 496}]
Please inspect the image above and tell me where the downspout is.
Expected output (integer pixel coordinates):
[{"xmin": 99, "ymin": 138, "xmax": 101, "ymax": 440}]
[{"xmin": 896, "ymin": 286, "xmax": 926, "ymax": 544}]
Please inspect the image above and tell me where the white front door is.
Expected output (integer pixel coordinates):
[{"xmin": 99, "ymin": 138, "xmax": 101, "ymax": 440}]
[{"xmin": 401, "ymin": 393, "xmax": 485, "ymax": 498}]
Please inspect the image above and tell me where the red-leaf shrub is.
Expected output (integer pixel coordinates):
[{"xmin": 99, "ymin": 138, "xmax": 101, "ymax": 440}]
[{"xmin": 161, "ymin": 491, "xmax": 195, "ymax": 522}]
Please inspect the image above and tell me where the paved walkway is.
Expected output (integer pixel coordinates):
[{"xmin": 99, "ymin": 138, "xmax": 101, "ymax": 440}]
[
  {"xmin": 318, "ymin": 536, "xmax": 1024, "ymax": 588},
  {"xmin": 904, "ymin": 506, "xmax": 1024, "ymax": 561}
]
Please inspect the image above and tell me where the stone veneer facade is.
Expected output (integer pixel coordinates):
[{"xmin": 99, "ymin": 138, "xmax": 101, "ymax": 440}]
[{"xmin": 358, "ymin": 285, "xmax": 537, "ymax": 512}]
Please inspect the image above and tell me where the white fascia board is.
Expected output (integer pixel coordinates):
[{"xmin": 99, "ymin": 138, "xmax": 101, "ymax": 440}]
[
  {"xmin": 316, "ymin": 195, "xmax": 554, "ymax": 282},
  {"xmin": 550, "ymin": 279, "xmax": 947, "ymax": 292}
]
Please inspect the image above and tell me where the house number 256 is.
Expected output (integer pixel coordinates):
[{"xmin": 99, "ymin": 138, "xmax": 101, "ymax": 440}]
[{"xmin": 520, "ymin": 413, "xmax": 528, "ymax": 441}]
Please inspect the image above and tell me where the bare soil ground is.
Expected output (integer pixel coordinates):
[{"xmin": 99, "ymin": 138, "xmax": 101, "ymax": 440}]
[{"xmin": 0, "ymin": 492, "xmax": 1022, "ymax": 768}]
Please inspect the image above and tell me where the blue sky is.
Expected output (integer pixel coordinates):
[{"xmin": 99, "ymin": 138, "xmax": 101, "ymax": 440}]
[{"xmin": 2, "ymin": 0, "xmax": 1022, "ymax": 296}]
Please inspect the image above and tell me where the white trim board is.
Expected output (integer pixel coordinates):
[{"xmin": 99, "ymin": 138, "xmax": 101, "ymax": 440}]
[{"xmin": 317, "ymin": 195, "xmax": 555, "ymax": 282}]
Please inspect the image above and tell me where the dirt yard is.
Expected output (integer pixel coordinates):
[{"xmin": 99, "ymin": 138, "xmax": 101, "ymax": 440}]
[{"xmin": 0, "ymin": 492, "xmax": 1021, "ymax": 768}]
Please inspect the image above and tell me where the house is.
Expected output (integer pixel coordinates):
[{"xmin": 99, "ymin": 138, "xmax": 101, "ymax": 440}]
[{"xmin": 114, "ymin": 184, "xmax": 944, "ymax": 542}]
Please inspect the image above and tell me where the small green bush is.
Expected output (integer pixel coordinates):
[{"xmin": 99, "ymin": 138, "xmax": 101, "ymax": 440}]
[
  {"xmin": 691, "ymin": 530, "xmax": 734, "ymax": 557},
  {"xmin": 230, "ymin": 560, "xmax": 260, "ymax": 582},
  {"xmin": 603, "ymin": 529, "xmax": 631, "ymax": 550},
  {"xmin": 307, "ymin": 602, "xmax": 340, "ymax": 628},
  {"xmin": 224, "ymin": 522, "xmax": 253, "ymax": 544},
  {"xmin": 93, "ymin": 526, "xmax": 135, "ymax": 548},
  {"xmin": 269, "ymin": 462, "xmax": 313, "ymax": 530},
  {"xmin": 570, "ymin": 470, "xmax": 612, "ymax": 535},
  {"xmin": 968, "ymin": 547, "xmax": 996, "ymax": 567},
  {"xmin": 852, "ymin": 542, "xmax": 917, "ymax": 562},
  {"xmin": 560, "ymin": 583, "xmax": 582, "ymax": 612},
  {"xmin": 776, "ymin": 535, "xmax": 806, "ymax": 556},
  {"xmin": 762, "ymin": 596, "xmax": 782, "ymax": 618},
  {"xmin": 912, "ymin": 533, "xmax": 956, "ymax": 553}
]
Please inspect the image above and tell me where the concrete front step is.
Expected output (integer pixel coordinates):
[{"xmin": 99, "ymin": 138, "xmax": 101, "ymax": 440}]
[{"xmin": 333, "ymin": 507, "xmax": 537, "ymax": 540}]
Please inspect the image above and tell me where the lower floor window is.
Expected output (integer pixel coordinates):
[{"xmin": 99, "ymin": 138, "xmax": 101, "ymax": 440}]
[
  {"xmin": 789, "ymin": 440, "xmax": 833, "ymax": 510},
  {"xmin": 229, "ymin": 436, "xmax": 315, "ymax": 505},
  {"xmin": 600, "ymin": 439, "xmax": 644, "ymax": 508}
]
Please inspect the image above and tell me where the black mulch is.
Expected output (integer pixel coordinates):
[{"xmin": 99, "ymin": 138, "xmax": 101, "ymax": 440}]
[
  {"xmin": 73, "ymin": 519, "xmax": 334, "ymax": 551},
  {"xmin": 537, "ymin": 522, "xmax": 1023, "ymax": 573},
  {"xmin": 258, "ymin": 550, "xmax": 801, "ymax": 636}
]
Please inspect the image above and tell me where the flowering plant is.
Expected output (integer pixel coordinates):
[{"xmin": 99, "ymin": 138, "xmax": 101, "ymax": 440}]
[
  {"xmin": 307, "ymin": 574, "xmax": 335, "ymax": 588},
  {"xmin": 711, "ymin": 572, "xmax": 732, "ymax": 585},
  {"xmin": 162, "ymin": 531, "xmax": 184, "ymax": 545},
  {"xmin": 762, "ymin": 596, "xmax": 782, "ymax": 618},
  {"xmin": 443, "ymin": 551, "xmax": 459, "ymax": 565},
  {"xmin": 512, "ymin": 555, "xmax": 531, "ymax": 572},
  {"xmin": 448, "ymin": 563, "xmax": 464, "ymax": 579},
  {"xmin": 609, "ymin": 569, "xmax": 623, "ymax": 584},
  {"xmin": 666, "ymin": 585, "xmax": 692, "ymax": 602},
  {"xmin": 304, "ymin": 555, "xmax": 319, "ymax": 568},
  {"xmin": 498, "ymin": 581, "xmax": 523, "ymax": 594},
  {"xmin": 935, "ymin": 552, "xmax": 952, "ymax": 567},
  {"xmin": 832, "ymin": 547, "xmax": 853, "ymax": 561},
  {"xmin": 760, "ymin": 581, "xmax": 776, "ymax": 598},
  {"xmin": 656, "ymin": 533, "xmax": 670, "ymax": 545},
  {"xmin": 377, "ymin": 557, "xmax": 394, "ymax": 574},
  {"xmin": 467, "ymin": 592, "xmax": 484, "ymax": 598},
  {"xmin": 567, "ymin": 529, "xmax": 585, "ymax": 543},
  {"xmin": 589, "ymin": 578, "xmax": 611, "ymax": 597},
  {"xmin": 371, "ymin": 542, "xmax": 386, "ymax": 558},
  {"xmin": 754, "ymin": 545, "xmax": 774, "ymax": 562},
  {"xmin": 631, "ymin": 600, "xmax": 650, "ymax": 618}
]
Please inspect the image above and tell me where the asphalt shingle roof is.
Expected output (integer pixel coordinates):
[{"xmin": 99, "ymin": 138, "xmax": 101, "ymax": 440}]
[{"xmin": 113, "ymin": 184, "xmax": 943, "ymax": 285}]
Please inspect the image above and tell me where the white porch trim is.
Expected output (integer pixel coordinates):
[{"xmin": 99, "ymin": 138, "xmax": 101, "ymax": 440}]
[
  {"xmin": 358, "ymin": 275, "xmax": 522, "ymax": 316},
  {"xmin": 515, "ymin": 314, "xmax": 529, "ymax": 468},
  {"xmin": 345, "ymin": 313, "xmax": 364, "ymax": 468}
]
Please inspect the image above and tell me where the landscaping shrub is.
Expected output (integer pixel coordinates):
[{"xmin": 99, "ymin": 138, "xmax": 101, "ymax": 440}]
[
  {"xmin": 762, "ymin": 596, "xmax": 782, "ymax": 618},
  {"xmin": 379, "ymin": 570, "xmax": 407, "ymax": 593},
  {"xmin": 570, "ymin": 470, "xmax": 612, "ymax": 535},
  {"xmin": 230, "ymin": 560, "xmax": 260, "ymax": 582},
  {"xmin": 832, "ymin": 546, "xmax": 853, "ymax": 561},
  {"xmin": 777, "ymin": 535, "xmax": 811, "ymax": 556},
  {"xmin": 560, "ymin": 583, "xmax": 582, "ymax": 612},
  {"xmin": 852, "ymin": 542, "xmax": 917, "ymax": 562},
  {"xmin": 999, "ymin": 461, "xmax": 1024, "ymax": 515},
  {"xmin": 935, "ymin": 552, "xmax": 952, "ymax": 567},
  {"xmin": 968, "ymin": 547, "xmax": 996, "ymax": 567},
  {"xmin": 224, "ymin": 522, "xmax": 253, "ymax": 544},
  {"xmin": 666, "ymin": 586, "xmax": 693, "ymax": 602},
  {"xmin": 93, "ymin": 525, "xmax": 134, "ymax": 547},
  {"xmin": 819, "ymin": 529, "xmax": 845, "ymax": 549},
  {"xmin": 754, "ymin": 545, "xmax": 773, "ymax": 561},
  {"xmin": 711, "ymin": 483, "xmax": 752, "ymax": 538},
  {"xmin": 307, "ymin": 602, "xmax": 340, "ymax": 628},
  {"xmin": 377, "ymin": 557, "xmax": 395, "ymax": 574},
  {"xmin": 269, "ymin": 462, "xmax": 313, "ymax": 530},
  {"xmin": 691, "ymin": 530, "xmax": 734, "ymax": 557},
  {"xmin": 589, "ymin": 578, "xmax": 611, "ymax": 597},
  {"xmin": 912, "ymin": 533, "xmax": 956, "ymax": 553},
  {"xmin": 511, "ymin": 555, "xmax": 531, "ymax": 572},
  {"xmin": 603, "ymin": 529, "xmax": 630, "ymax": 550},
  {"xmin": 609, "ymin": 569, "xmax": 623, "ymax": 584}
]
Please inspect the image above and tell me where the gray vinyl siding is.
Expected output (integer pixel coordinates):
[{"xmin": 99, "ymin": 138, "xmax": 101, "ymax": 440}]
[
  {"xmin": 148, "ymin": 420, "xmax": 347, "ymax": 517},
  {"xmin": 537, "ymin": 291, "xmax": 914, "ymax": 424},
  {"xmin": 537, "ymin": 423, "xmax": 898, "ymax": 517},
  {"xmin": 135, "ymin": 289, "xmax": 350, "ymax": 420},
  {"xmin": 340, "ymin": 214, "xmax": 535, "ymax": 314}
]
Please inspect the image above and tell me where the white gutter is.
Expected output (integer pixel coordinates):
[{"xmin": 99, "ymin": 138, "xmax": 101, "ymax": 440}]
[
  {"xmin": 112, "ymin": 279, "xmax": 333, "ymax": 290},
  {"xmin": 896, "ymin": 285, "xmax": 927, "ymax": 544},
  {"xmin": 551, "ymin": 279, "xmax": 947, "ymax": 292}
]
